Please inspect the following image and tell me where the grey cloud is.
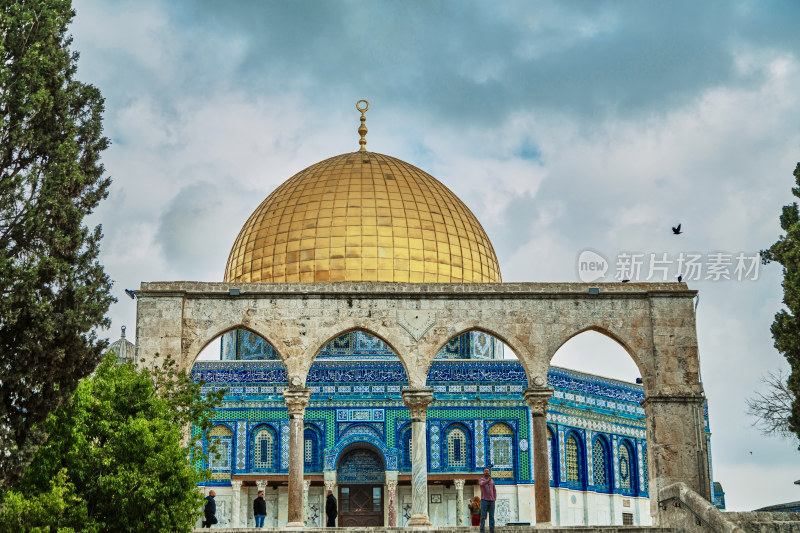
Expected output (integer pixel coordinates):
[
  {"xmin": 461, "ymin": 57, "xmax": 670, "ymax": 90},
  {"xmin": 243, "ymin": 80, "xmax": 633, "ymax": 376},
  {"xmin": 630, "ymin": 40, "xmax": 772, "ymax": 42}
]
[{"xmin": 150, "ymin": 0, "xmax": 800, "ymax": 126}]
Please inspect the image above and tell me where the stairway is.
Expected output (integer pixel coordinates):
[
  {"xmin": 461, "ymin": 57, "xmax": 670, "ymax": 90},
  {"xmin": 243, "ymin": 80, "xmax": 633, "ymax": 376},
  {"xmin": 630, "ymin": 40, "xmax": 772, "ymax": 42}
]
[{"xmin": 192, "ymin": 527, "xmax": 677, "ymax": 532}]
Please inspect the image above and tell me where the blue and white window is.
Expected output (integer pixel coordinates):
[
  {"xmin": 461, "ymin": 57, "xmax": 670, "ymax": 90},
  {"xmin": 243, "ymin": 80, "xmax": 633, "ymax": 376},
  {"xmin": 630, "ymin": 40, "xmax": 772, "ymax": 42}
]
[
  {"xmin": 253, "ymin": 427, "xmax": 275, "ymax": 469},
  {"xmin": 488, "ymin": 423, "xmax": 513, "ymax": 470},
  {"xmin": 618, "ymin": 440, "xmax": 636, "ymax": 493},
  {"xmin": 445, "ymin": 425, "xmax": 468, "ymax": 469},
  {"xmin": 592, "ymin": 437, "xmax": 610, "ymax": 491},
  {"xmin": 207, "ymin": 424, "xmax": 233, "ymax": 473}
]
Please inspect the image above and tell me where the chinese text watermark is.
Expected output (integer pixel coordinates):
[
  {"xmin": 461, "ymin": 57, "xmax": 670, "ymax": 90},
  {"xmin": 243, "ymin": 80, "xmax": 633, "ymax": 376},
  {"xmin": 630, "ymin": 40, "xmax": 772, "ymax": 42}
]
[{"xmin": 577, "ymin": 250, "xmax": 760, "ymax": 283}]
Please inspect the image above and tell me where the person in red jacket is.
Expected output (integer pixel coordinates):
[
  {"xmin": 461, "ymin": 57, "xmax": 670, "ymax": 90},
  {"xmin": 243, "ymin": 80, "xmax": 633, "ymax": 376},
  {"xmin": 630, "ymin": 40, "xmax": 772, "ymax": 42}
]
[{"xmin": 478, "ymin": 468, "xmax": 496, "ymax": 533}]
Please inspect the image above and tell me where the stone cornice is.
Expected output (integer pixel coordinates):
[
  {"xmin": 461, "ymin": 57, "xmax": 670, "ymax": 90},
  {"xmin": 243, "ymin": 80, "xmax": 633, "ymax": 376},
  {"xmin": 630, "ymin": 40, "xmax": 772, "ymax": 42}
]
[{"xmin": 137, "ymin": 281, "xmax": 696, "ymax": 300}]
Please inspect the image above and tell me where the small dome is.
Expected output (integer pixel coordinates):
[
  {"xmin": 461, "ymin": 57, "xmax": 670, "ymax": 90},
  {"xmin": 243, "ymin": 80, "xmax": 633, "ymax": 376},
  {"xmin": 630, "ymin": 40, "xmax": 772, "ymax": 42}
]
[
  {"xmin": 108, "ymin": 325, "xmax": 135, "ymax": 364},
  {"xmin": 224, "ymin": 152, "xmax": 501, "ymax": 283}
]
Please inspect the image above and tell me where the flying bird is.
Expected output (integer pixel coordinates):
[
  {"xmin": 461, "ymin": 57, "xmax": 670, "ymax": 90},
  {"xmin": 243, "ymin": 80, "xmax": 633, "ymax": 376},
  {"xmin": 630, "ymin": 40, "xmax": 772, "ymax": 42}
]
[
  {"xmin": 621, "ymin": 279, "xmax": 630, "ymax": 283},
  {"xmin": 672, "ymin": 223, "xmax": 682, "ymax": 235},
  {"xmin": 124, "ymin": 289, "xmax": 137, "ymax": 300}
]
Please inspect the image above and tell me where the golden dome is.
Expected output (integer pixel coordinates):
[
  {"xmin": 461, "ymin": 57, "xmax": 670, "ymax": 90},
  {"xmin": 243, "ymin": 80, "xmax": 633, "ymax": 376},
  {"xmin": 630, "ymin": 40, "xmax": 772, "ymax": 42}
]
[{"xmin": 224, "ymin": 151, "xmax": 501, "ymax": 283}]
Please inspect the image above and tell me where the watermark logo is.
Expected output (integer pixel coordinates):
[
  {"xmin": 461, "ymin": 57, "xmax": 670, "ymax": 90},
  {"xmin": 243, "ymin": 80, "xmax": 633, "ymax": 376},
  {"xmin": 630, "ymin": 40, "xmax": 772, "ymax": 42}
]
[
  {"xmin": 577, "ymin": 250, "xmax": 609, "ymax": 282},
  {"xmin": 576, "ymin": 250, "xmax": 760, "ymax": 282}
]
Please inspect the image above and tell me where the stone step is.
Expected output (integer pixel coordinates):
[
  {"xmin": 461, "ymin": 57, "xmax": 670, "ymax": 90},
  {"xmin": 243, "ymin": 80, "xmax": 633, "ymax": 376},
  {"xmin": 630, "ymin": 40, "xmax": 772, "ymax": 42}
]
[{"xmin": 194, "ymin": 526, "xmax": 679, "ymax": 533}]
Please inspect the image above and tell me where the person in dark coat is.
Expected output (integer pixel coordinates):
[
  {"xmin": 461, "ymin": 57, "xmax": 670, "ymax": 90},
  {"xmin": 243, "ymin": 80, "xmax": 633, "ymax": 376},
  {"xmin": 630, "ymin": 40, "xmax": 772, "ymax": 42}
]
[
  {"xmin": 202, "ymin": 490, "xmax": 218, "ymax": 528},
  {"xmin": 253, "ymin": 490, "xmax": 267, "ymax": 528},
  {"xmin": 325, "ymin": 489, "xmax": 338, "ymax": 527}
]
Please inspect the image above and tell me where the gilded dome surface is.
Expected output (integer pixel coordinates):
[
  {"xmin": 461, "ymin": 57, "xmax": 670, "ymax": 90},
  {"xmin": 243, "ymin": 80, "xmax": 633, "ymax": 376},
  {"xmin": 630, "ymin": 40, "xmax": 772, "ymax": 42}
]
[{"xmin": 224, "ymin": 152, "xmax": 501, "ymax": 283}]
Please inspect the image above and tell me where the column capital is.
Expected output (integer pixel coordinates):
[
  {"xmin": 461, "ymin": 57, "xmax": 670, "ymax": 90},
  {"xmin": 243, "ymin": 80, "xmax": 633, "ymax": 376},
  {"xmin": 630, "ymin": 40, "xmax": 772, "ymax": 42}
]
[
  {"xmin": 523, "ymin": 386, "xmax": 554, "ymax": 417},
  {"xmin": 256, "ymin": 480, "xmax": 268, "ymax": 491},
  {"xmin": 283, "ymin": 387, "xmax": 312, "ymax": 416},
  {"xmin": 231, "ymin": 479, "xmax": 243, "ymax": 490},
  {"xmin": 386, "ymin": 479, "xmax": 398, "ymax": 492},
  {"xmin": 454, "ymin": 478, "xmax": 465, "ymax": 490},
  {"xmin": 324, "ymin": 478, "xmax": 336, "ymax": 492},
  {"xmin": 401, "ymin": 387, "xmax": 434, "ymax": 419}
]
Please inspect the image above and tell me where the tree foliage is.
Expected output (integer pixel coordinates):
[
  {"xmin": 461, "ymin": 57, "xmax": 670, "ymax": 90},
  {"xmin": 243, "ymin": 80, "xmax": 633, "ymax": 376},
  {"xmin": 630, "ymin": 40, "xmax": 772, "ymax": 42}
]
[
  {"xmin": 761, "ymin": 162, "xmax": 800, "ymax": 447},
  {"xmin": 1, "ymin": 353, "xmax": 225, "ymax": 532},
  {"xmin": 0, "ymin": 0, "xmax": 113, "ymax": 485},
  {"xmin": 0, "ymin": 0, "xmax": 114, "ymax": 486}
]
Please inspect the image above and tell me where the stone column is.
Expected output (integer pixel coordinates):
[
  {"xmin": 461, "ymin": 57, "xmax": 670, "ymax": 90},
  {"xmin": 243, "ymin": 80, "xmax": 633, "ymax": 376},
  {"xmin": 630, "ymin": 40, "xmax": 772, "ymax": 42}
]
[
  {"xmin": 454, "ymin": 478, "xmax": 466, "ymax": 526},
  {"xmin": 401, "ymin": 387, "xmax": 434, "ymax": 527},
  {"xmin": 386, "ymin": 479, "xmax": 398, "ymax": 526},
  {"xmin": 524, "ymin": 386, "xmax": 554, "ymax": 525},
  {"xmin": 231, "ymin": 480, "xmax": 242, "ymax": 528},
  {"xmin": 284, "ymin": 387, "xmax": 311, "ymax": 528}
]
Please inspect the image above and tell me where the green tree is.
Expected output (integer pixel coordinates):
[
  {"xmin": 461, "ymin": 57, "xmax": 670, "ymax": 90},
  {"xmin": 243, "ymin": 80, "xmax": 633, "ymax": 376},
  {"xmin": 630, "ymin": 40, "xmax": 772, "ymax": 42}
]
[
  {"xmin": 1, "ymin": 354, "xmax": 224, "ymax": 532},
  {"xmin": 0, "ymin": 470, "xmax": 93, "ymax": 533},
  {"xmin": 0, "ymin": 0, "xmax": 114, "ymax": 486},
  {"xmin": 761, "ymin": 162, "xmax": 800, "ymax": 446}
]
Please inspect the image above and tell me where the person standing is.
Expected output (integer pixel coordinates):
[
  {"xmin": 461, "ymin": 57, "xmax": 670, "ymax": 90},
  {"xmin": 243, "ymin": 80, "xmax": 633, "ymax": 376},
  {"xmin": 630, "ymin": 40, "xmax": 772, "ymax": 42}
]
[
  {"xmin": 469, "ymin": 495, "xmax": 482, "ymax": 526},
  {"xmin": 478, "ymin": 468, "xmax": 496, "ymax": 533},
  {"xmin": 325, "ymin": 489, "xmax": 338, "ymax": 527},
  {"xmin": 253, "ymin": 490, "xmax": 267, "ymax": 528},
  {"xmin": 202, "ymin": 490, "xmax": 218, "ymax": 528}
]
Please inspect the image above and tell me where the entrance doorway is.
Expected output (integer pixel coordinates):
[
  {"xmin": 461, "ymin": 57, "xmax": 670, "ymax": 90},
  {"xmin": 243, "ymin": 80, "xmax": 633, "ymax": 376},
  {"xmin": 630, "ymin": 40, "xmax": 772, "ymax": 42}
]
[
  {"xmin": 336, "ymin": 446, "xmax": 385, "ymax": 527},
  {"xmin": 339, "ymin": 485, "xmax": 383, "ymax": 527}
]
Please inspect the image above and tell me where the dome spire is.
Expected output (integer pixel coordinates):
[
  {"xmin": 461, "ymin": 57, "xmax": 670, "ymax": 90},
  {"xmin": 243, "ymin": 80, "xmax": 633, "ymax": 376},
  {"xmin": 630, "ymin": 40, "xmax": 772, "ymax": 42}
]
[{"xmin": 356, "ymin": 99, "xmax": 369, "ymax": 152}]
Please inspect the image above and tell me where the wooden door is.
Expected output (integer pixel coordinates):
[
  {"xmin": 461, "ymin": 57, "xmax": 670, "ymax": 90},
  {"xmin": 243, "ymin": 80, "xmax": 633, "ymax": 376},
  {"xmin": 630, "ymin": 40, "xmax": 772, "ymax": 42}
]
[{"xmin": 338, "ymin": 485, "xmax": 384, "ymax": 527}]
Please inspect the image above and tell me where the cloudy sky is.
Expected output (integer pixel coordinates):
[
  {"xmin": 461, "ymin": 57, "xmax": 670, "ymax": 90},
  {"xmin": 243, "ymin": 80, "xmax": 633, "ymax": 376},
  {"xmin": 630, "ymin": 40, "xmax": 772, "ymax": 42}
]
[{"xmin": 71, "ymin": 0, "xmax": 799, "ymax": 511}]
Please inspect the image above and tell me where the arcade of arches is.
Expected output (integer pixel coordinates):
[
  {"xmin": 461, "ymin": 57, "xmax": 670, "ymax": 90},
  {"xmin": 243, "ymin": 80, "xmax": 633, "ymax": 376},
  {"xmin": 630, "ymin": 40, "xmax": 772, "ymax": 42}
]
[{"xmin": 135, "ymin": 280, "xmax": 710, "ymax": 527}]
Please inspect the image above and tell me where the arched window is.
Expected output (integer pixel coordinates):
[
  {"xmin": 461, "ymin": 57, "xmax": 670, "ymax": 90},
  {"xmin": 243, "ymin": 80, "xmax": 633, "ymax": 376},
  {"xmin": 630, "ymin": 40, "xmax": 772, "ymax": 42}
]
[
  {"xmin": 401, "ymin": 426, "xmax": 412, "ymax": 471},
  {"xmin": 592, "ymin": 437, "xmax": 610, "ymax": 490},
  {"xmin": 207, "ymin": 424, "xmax": 233, "ymax": 472},
  {"xmin": 304, "ymin": 426, "xmax": 322, "ymax": 472},
  {"xmin": 565, "ymin": 433, "xmax": 584, "ymax": 486},
  {"xmin": 618, "ymin": 440, "xmax": 636, "ymax": 493},
  {"xmin": 446, "ymin": 425, "xmax": 468, "ymax": 469},
  {"xmin": 253, "ymin": 426, "xmax": 275, "ymax": 470},
  {"xmin": 488, "ymin": 423, "xmax": 513, "ymax": 470}
]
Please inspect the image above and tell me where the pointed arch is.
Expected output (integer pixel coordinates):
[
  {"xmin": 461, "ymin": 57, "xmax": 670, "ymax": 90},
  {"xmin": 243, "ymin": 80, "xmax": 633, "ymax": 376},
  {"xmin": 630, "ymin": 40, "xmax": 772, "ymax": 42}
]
[
  {"xmin": 304, "ymin": 323, "xmax": 411, "ymax": 386},
  {"xmin": 547, "ymin": 325, "xmax": 649, "ymax": 394},
  {"xmin": 188, "ymin": 323, "xmax": 287, "ymax": 370},
  {"xmin": 425, "ymin": 325, "xmax": 544, "ymax": 387}
]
